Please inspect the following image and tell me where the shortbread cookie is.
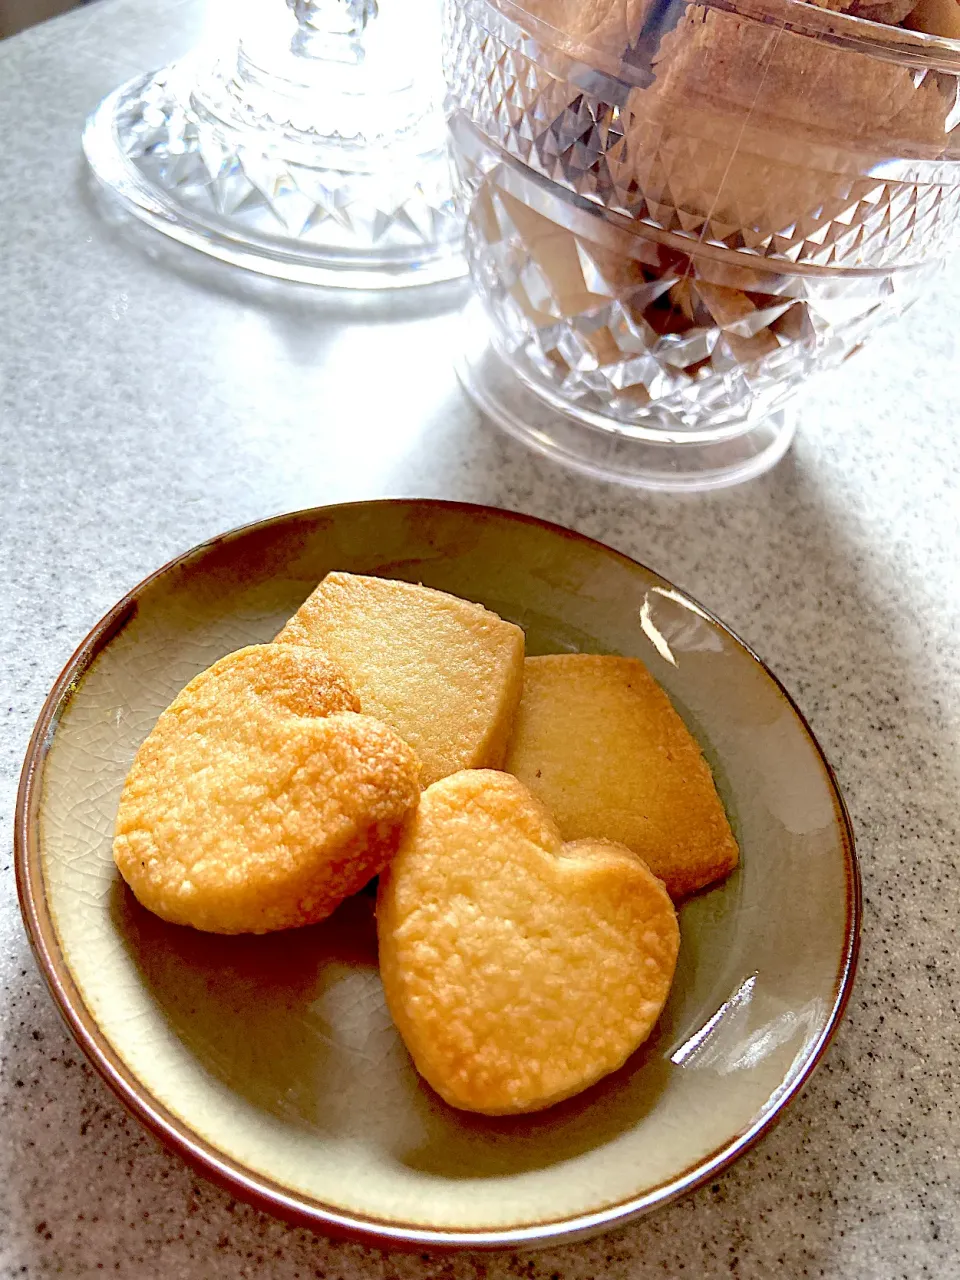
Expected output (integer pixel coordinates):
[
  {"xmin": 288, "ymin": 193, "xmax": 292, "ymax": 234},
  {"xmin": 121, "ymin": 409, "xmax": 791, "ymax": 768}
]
[
  {"xmin": 504, "ymin": 655, "xmax": 738, "ymax": 899},
  {"xmin": 520, "ymin": 0, "xmax": 652, "ymax": 53},
  {"xmin": 522, "ymin": 0, "xmax": 914, "ymax": 50},
  {"xmin": 906, "ymin": 0, "xmax": 960, "ymax": 36},
  {"xmin": 276, "ymin": 573, "xmax": 525, "ymax": 787},
  {"xmin": 377, "ymin": 770, "xmax": 679, "ymax": 1115},
  {"xmin": 113, "ymin": 644, "xmax": 421, "ymax": 934}
]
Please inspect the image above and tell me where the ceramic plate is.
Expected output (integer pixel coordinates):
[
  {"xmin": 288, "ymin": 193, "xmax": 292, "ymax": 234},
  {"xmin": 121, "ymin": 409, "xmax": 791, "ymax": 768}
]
[{"xmin": 16, "ymin": 500, "xmax": 859, "ymax": 1249}]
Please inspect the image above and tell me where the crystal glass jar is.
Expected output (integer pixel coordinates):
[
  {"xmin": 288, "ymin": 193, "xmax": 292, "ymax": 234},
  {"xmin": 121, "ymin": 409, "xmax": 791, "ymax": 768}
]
[{"xmin": 445, "ymin": 0, "xmax": 960, "ymax": 487}]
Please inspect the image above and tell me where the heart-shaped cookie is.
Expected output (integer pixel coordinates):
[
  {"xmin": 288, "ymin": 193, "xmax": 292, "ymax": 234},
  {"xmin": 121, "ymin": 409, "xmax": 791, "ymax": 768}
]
[
  {"xmin": 377, "ymin": 770, "xmax": 679, "ymax": 1115},
  {"xmin": 114, "ymin": 644, "xmax": 421, "ymax": 935}
]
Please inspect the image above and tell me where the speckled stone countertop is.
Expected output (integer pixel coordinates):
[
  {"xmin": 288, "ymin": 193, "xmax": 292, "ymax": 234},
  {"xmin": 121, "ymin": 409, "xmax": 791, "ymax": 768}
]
[{"xmin": 1, "ymin": 1, "xmax": 959, "ymax": 1275}]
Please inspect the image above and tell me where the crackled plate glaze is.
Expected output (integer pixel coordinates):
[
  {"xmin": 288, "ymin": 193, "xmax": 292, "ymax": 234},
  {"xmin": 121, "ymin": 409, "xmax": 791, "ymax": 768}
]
[{"xmin": 16, "ymin": 501, "xmax": 859, "ymax": 1249}]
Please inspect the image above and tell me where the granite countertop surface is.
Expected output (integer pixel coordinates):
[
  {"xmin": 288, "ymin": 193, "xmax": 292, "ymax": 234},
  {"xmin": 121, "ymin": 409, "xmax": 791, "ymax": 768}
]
[{"xmin": 1, "ymin": 1, "xmax": 958, "ymax": 1275}]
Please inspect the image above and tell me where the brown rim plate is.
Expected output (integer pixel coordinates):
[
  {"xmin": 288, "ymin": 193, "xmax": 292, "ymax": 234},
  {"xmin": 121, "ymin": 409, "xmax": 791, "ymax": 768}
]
[{"xmin": 15, "ymin": 500, "xmax": 859, "ymax": 1249}]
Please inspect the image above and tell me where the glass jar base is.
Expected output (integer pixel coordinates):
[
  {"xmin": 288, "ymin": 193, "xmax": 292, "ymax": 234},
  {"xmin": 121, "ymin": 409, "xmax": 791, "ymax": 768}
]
[
  {"xmin": 455, "ymin": 306, "xmax": 797, "ymax": 492},
  {"xmin": 83, "ymin": 66, "xmax": 467, "ymax": 290}
]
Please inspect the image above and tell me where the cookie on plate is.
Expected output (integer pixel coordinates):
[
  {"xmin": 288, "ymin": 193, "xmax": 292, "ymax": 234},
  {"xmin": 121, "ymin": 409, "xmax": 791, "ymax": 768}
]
[
  {"xmin": 113, "ymin": 644, "xmax": 421, "ymax": 934},
  {"xmin": 377, "ymin": 770, "xmax": 679, "ymax": 1115},
  {"xmin": 504, "ymin": 654, "xmax": 738, "ymax": 899},
  {"xmin": 276, "ymin": 572, "xmax": 525, "ymax": 787}
]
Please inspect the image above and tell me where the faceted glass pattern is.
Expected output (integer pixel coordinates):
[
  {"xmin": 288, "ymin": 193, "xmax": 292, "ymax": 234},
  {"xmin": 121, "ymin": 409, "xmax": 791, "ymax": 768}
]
[
  {"xmin": 446, "ymin": 0, "xmax": 960, "ymax": 270},
  {"xmin": 457, "ymin": 139, "xmax": 935, "ymax": 434},
  {"xmin": 103, "ymin": 64, "xmax": 461, "ymax": 260},
  {"xmin": 444, "ymin": 0, "xmax": 960, "ymax": 463},
  {"xmin": 84, "ymin": 0, "xmax": 465, "ymax": 287}
]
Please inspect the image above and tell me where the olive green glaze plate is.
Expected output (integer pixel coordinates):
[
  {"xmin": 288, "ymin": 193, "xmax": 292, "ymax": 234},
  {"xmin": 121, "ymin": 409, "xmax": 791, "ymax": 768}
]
[{"xmin": 16, "ymin": 500, "xmax": 859, "ymax": 1249}]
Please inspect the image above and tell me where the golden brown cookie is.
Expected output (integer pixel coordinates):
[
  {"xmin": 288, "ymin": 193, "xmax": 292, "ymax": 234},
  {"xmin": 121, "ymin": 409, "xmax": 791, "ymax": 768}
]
[
  {"xmin": 113, "ymin": 644, "xmax": 421, "ymax": 934},
  {"xmin": 593, "ymin": 5, "xmax": 956, "ymax": 254},
  {"xmin": 377, "ymin": 770, "xmax": 679, "ymax": 1115},
  {"xmin": 504, "ymin": 654, "xmax": 739, "ymax": 899},
  {"xmin": 519, "ymin": 0, "xmax": 652, "ymax": 52},
  {"xmin": 276, "ymin": 573, "xmax": 525, "ymax": 788},
  {"xmin": 906, "ymin": 0, "xmax": 960, "ymax": 37}
]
